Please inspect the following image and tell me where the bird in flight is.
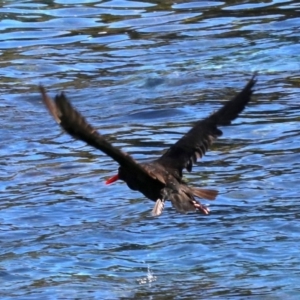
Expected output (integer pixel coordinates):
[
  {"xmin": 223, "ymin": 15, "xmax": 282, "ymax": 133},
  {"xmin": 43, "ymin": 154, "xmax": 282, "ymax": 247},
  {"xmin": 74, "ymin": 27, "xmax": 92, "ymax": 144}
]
[{"xmin": 40, "ymin": 75, "xmax": 256, "ymax": 216}]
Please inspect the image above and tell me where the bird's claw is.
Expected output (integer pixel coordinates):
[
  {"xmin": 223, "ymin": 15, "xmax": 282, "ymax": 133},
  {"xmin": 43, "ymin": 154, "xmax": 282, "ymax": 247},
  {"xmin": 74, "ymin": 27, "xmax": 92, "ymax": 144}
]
[{"xmin": 192, "ymin": 201, "xmax": 210, "ymax": 215}]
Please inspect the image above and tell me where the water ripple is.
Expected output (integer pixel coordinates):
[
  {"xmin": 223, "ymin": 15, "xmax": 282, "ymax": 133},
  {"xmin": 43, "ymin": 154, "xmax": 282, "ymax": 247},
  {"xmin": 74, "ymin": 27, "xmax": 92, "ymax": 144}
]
[{"xmin": 1, "ymin": 0, "xmax": 300, "ymax": 299}]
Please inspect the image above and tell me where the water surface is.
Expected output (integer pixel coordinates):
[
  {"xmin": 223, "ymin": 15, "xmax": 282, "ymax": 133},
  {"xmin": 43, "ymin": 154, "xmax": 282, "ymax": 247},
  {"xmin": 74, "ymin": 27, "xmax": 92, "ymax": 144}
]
[{"xmin": 1, "ymin": 0, "xmax": 300, "ymax": 299}]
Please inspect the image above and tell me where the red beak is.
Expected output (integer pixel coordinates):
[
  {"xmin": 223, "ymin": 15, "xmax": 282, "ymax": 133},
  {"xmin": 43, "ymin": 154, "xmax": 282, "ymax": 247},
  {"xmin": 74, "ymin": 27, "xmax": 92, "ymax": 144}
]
[{"xmin": 105, "ymin": 174, "xmax": 119, "ymax": 185}]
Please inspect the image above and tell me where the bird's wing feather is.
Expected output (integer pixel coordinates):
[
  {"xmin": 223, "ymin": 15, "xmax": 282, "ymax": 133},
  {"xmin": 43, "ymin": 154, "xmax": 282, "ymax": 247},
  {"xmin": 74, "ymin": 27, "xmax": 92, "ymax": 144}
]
[
  {"xmin": 40, "ymin": 86, "xmax": 164, "ymax": 185},
  {"xmin": 157, "ymin": 74, "xmax": 256, "ymax": 176}
]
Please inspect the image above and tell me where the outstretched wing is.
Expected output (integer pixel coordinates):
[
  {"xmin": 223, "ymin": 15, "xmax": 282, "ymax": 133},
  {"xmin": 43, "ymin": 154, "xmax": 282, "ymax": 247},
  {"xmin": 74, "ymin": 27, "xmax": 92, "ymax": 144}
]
[
  {"xmin": 156, "ymin": 74, "xmax": 257, "ymax": 177},
  {"xmin": 40, "ymin": 86, "xmax": 165, "ymax": 185}
]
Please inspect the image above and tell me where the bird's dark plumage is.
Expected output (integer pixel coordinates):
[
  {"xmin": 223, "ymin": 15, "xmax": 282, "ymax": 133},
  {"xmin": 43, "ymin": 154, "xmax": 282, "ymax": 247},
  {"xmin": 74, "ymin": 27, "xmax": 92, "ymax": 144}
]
[{"xmin": 40, "ymin": 74, "xmax": 256, "ymax": 216}]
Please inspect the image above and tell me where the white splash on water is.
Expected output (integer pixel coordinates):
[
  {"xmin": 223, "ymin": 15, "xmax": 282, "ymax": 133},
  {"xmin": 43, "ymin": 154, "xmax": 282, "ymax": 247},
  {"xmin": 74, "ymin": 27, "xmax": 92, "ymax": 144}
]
[{"xmin": 137, "ymin": 264, "xmax": 157, "ymax": 286}]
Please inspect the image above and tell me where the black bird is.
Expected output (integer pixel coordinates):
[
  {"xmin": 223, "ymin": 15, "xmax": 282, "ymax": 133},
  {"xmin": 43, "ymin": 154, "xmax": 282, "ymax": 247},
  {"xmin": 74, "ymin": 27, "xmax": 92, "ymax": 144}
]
[{"xmin": 40, "ymin": 75, "xmax": 256, "ymax": 216}]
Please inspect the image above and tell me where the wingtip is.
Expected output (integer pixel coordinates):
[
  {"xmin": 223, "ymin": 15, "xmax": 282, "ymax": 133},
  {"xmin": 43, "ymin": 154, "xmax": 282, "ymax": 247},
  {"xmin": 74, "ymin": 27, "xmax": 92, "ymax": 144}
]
[
  {"xmin": 39, "ymin": 84, "xmax": 47, "ymax": 103},
  {"xmin": 39, "ymin": 85, "xmax": 61, "ymax": 124},
  {"xmin": 250, "ymin": 72, "xmax": 258, "ymax": 86},
  {"xmin": 248, "ymin": 72, "xmax": 257, "ymax": 85}
]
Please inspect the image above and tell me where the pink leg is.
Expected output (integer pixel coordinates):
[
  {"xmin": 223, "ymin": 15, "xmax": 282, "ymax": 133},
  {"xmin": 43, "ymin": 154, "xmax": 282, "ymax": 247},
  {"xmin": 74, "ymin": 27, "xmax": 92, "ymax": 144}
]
[{"xmin": 192, "ymin": 201, "xmax": 210, "ymax": 215}]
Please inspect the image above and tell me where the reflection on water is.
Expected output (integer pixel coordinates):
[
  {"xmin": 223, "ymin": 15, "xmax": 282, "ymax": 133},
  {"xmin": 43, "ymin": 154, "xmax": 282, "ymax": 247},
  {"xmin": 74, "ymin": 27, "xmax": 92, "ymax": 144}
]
[{"xmin": 1, "ymin": 0, "xmax": 300, "ymax": 299}]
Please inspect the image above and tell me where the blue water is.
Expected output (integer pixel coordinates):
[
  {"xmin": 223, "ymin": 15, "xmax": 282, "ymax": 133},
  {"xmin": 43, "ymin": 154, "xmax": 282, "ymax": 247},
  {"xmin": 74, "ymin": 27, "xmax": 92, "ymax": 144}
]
[{"xmin": 1, "ymin": 0, "xmax": 300, "ymax": 299}]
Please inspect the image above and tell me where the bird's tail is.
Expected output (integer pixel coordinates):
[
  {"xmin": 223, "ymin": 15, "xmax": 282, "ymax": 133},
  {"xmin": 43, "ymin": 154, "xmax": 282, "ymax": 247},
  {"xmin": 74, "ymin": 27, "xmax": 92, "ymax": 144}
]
[{"xmin": 192, "ymin": 187, "xmax": 218, "ymax": 200}]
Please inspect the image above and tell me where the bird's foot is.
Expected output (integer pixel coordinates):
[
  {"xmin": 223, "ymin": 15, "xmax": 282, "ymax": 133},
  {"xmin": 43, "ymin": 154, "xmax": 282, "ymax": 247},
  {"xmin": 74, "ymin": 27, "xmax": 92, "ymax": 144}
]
[
  {"xmin": 192, "ymin": 201, "xmax": 210, "ymax": 215},
  {"xmin": 151, "ymin": 199, "xmax": 165, "ymax": 217}
]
